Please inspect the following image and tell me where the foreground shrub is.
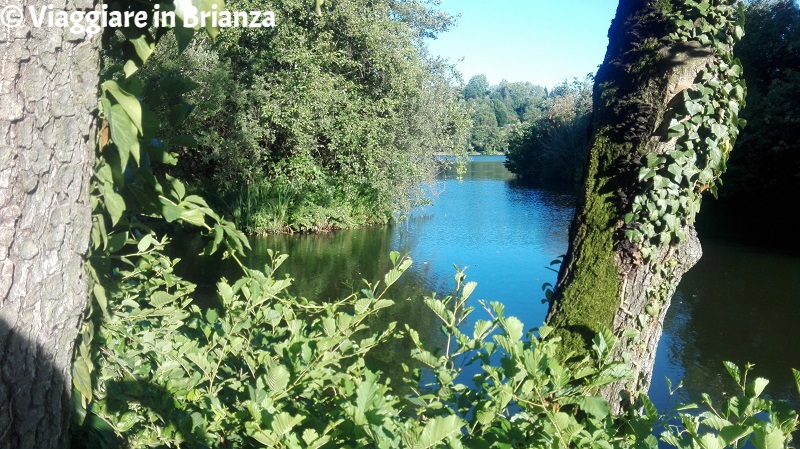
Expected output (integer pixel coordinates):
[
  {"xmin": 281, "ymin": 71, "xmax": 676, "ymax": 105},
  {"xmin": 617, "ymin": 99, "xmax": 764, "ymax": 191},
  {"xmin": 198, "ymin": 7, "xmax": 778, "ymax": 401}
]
[{"xmin": 76, "ymin": 250, "xmax": 799, "ymax": 448}]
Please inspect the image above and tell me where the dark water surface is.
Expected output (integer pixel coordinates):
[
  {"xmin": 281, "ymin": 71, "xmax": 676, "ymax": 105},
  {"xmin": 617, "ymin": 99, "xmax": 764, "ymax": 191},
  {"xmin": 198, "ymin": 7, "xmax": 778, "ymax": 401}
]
[{"xmin": 179, "ymin": 155, "xmax": 800, "ymax": 408}]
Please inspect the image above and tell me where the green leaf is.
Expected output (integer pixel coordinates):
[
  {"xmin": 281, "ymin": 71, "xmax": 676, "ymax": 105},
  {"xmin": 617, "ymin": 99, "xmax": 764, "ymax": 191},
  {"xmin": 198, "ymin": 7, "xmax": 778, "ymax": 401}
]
[
  {"xmin": 92, "ymin": 283, "xmax": 108, "ymax": 315},
  {"xmin": 686, "ymin": 100, "xmax": 704, "ymax": 116},
  {"xmin": 792, "ymin": 368, "xmax": 800, "ymax": 395},
  {"xmin": 271, "ymin": 411, "xmax": 303, "ymax": 437},
  {"xmin": 699, "ymin": 434, "xmax": 724, "ymax": 449},
  {"xmin": 384, "ymin": 268, "xmax": 402, "ymax": 288},
  {"xmin": 159, "ymin": 196, "xmax": 182, "ymax": 222},
  {"xmin": 116, "ymin": 411, "xmax": 139, "ymax": 432},
  {"xmin": 202, "ymin": 0, "xmax": 225, "ymax": 39},
  {"xmin": 174, "ymin": 23, "xmax": 195, "ymax": 53},
  {"xmin": 123, "ymin": 60, "xmax": 139, "ymax": 78},
  {"xmin": 166, "ymin": 175, "xmax": 186, "ymax": 200},
  {"xmin": 746, "ymin": 377, "xmax": 769, "ymax": 398},
  {"xmin": 575, "ymin": 395, "xmax": 610, "ymax": 419},
  {"xmin": 413, "ymin": 415, "xmax": 463, "ymax": 449},
  {"xmin": 373, "ymin": 299, "xmax": 394, "ymax": 310},
  {"xmin": 137, "ymin": 234, "xmax": 157, "ymax": 252},
  {"xmin": 107, "ymin": 232, "xmax": 127, "ymax": 253},
  {"xmin": 474, "ymin": 319, "xmax": 492, "ymax": 340},
  {"xmin": 180, "ymin": 208, "xmax": 207, "ymax": 227},
  {"xmin": 128, "ymin": 33, "xmax": 155, "ymax": 65},
  {"xmin": 720, "ymin": 425, "xmax": 752, "ymax": 446},
  {"xmin": 72, "ymin": 355, "xmax": 93, "ymax": 402},
  {"xmin": 150, "ymin": 291, "xmax": 177, "ymax": 308},
  {"xmin": 356, "ymin": 376, "xmax": 381, "ymax": 412},
  {"xmin": 462, "ymin": 281, "xmax": 477, "ymax": 300},
  {"xmin": 752, "ymin": 424, "xmax": 785, "ymax": 449},
  {"xmin": 723, "ymin": 361, "xmax": 741, "ymax": 384},
  {"xmin": 218, "ymin": 282, "xmax": 234, "ymax": 306},
  {"xmin": 105, "ymin": 190, "xmax": 126, "ymax": 226},
  {"xmin": 266, "ymin": 365, "xmax": 290, "ymax": 392},
  {"xmin": 503, "ymin": 316, "xmax": 524, "ymax": 342},
  {"xmin": 102, "ymin": 80, "xmax": 143, "ymax": 135},
  {"xmin": 354, "ymin": 297, "xmax": 371, "ymax": 314},
  {"xmin": 108, "ymin": 103, "xmax": 140, "ymax": 167},
  {"xmin": 701, "ymin": 412, "xmax": 732, "ymax": 431}
]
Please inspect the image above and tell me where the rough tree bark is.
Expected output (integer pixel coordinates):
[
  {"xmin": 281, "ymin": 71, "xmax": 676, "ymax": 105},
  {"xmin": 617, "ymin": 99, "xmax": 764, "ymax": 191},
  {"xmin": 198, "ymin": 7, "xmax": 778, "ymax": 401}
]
[
  {"xmin": 546, "ymin": 0, "xmax": 743, "ymax": 410},
  {"xmin": 0, "ymin": 0, "xmax": 99, "ymax": 447}
]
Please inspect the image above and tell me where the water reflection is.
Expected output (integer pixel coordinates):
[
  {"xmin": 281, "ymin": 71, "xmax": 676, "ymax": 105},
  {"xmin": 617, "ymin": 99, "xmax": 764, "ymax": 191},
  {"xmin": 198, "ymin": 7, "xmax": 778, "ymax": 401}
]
[
  {"xmin": 651, "ymin": 239, "xmax": 800, "ymax": 408},
  {"xmin": 174, "ymin": 155, "xmax": 800, "ymax": 409}
]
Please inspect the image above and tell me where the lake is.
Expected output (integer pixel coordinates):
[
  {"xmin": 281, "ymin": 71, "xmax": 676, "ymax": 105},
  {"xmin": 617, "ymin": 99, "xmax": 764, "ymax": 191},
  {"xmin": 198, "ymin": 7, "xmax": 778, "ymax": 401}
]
[{"xmin": 178, "ymin": 155, "xmax": 800, "ymax": 409}]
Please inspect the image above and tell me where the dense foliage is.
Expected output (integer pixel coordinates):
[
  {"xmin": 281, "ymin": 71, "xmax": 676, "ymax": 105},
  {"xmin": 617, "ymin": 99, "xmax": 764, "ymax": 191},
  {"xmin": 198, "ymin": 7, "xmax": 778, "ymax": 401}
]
[
  {"xmin": 715, "ymin": 0, "xmax": 800, "ymax": 219},
  {"xmin": 461, "ymin": 75, "xmax": 549, "ymax": 154},
  {"xmin": 79, "ymin": 243, "xmax": 800, "ymax": 448},
  {"xmin": 135, "ymin": 0, "xmax": 471, "ymax": 234},
  {"xmin": 70, "ymin": 1, "xmax": 800, "ymax": 448},
  {"xmin": 504, "ymin": 77, "xmax": 593, "ymax": 190}
]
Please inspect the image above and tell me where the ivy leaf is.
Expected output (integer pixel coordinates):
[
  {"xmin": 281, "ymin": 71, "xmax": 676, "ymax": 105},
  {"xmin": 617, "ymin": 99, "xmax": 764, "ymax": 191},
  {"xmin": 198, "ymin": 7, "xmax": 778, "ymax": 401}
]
[
  {"xmin": 173, "ymin": 23, "xmax": 195, "ymax": 53},
  {"xmin": 129, "ymin": 33, "xmax": 155, "ymax": 65},
  {"xmin": 202, "ymin": 0, "xmax": 225, "ymax": 39},
  {"xmin": 685, "ymin": 101, "xmax": 703, "ymax": 116}
]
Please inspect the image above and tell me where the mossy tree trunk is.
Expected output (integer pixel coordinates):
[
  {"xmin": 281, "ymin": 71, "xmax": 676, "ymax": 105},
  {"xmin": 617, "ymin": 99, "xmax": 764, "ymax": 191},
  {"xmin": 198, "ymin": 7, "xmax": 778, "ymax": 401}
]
[
  {"xmin": 546, "ymin": 0, "xmax": 745, "ymax": 410},
  {"xmin": 0, "ymin": 0, "xmax": 99, "ymax": 447}
]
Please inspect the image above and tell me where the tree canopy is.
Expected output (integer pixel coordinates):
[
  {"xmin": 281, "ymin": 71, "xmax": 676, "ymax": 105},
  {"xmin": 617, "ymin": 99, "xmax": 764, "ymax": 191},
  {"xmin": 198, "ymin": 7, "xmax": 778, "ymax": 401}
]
[{"xmin": 137, "ymin": 0, "xmax": 470, "ymax": 233}]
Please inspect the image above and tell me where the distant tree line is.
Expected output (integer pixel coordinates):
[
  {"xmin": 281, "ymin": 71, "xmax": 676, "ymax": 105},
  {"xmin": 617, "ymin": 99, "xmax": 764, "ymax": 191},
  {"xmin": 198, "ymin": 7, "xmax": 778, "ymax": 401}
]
[
  {"xmin": 500, "ymin": 0, "xmax": 800, "ymax": 206},
  {"xmin": 504, "ymin": 77, "xmax": 593, "ymax": 190},
  {"xmin": 461, "ymin": 75, "xmax": 548, "ymax": 154}
]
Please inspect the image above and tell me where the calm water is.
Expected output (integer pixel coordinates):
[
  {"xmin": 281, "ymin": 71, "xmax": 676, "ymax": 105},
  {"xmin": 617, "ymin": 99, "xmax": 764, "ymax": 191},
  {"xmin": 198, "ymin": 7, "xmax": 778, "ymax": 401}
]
[{"xmin": 178, "ymin": 155, "xmax": 800, "ymax": 408}]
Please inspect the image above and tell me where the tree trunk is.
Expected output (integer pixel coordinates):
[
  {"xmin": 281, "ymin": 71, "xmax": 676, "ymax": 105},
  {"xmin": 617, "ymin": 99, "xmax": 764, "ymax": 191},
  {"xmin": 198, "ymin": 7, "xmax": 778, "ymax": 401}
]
[
  {"xmin": 546, "ymin": 0, "xmax": 744, "ymax": 410},
  {"xmin": 0, "ymin": 1, "xmax": 99, "ymax": 447}
]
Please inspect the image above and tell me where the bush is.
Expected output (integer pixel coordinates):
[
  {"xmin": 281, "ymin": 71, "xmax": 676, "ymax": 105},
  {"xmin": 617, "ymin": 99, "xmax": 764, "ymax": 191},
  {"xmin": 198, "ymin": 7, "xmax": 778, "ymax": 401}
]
[
  {"xmin": 77, "ymin": 248, "xmax": 800, "ymax": 448},
  {"xmin": 505, "ymin": 77, "xmax": 593, "ymax": 190}
]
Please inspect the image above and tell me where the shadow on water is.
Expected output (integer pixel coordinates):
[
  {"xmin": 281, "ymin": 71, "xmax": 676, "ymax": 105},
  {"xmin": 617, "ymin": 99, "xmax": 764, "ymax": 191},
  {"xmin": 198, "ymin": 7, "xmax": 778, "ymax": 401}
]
[
  {"xmin": 173, "ymin": 155, "xmax": 799, "ymax": 411},
  {"xmin": 651, "ymin": 238, "xmax": 800, "ymax": 409}
]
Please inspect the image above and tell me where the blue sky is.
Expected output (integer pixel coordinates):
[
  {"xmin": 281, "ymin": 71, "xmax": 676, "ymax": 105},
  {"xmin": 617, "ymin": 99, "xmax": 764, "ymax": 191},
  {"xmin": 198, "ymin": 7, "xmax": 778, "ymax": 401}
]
[{"xmin": 426, "ymin": 0, "xmax": 619, "ymax": 89}]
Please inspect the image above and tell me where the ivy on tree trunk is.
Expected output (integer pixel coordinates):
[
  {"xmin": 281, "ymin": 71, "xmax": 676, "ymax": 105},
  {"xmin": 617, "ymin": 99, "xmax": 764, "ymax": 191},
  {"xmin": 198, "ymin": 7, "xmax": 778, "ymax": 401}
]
[{"xmin": 546, "ymin": 0, "xmax": 746, "ymax": 410}]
